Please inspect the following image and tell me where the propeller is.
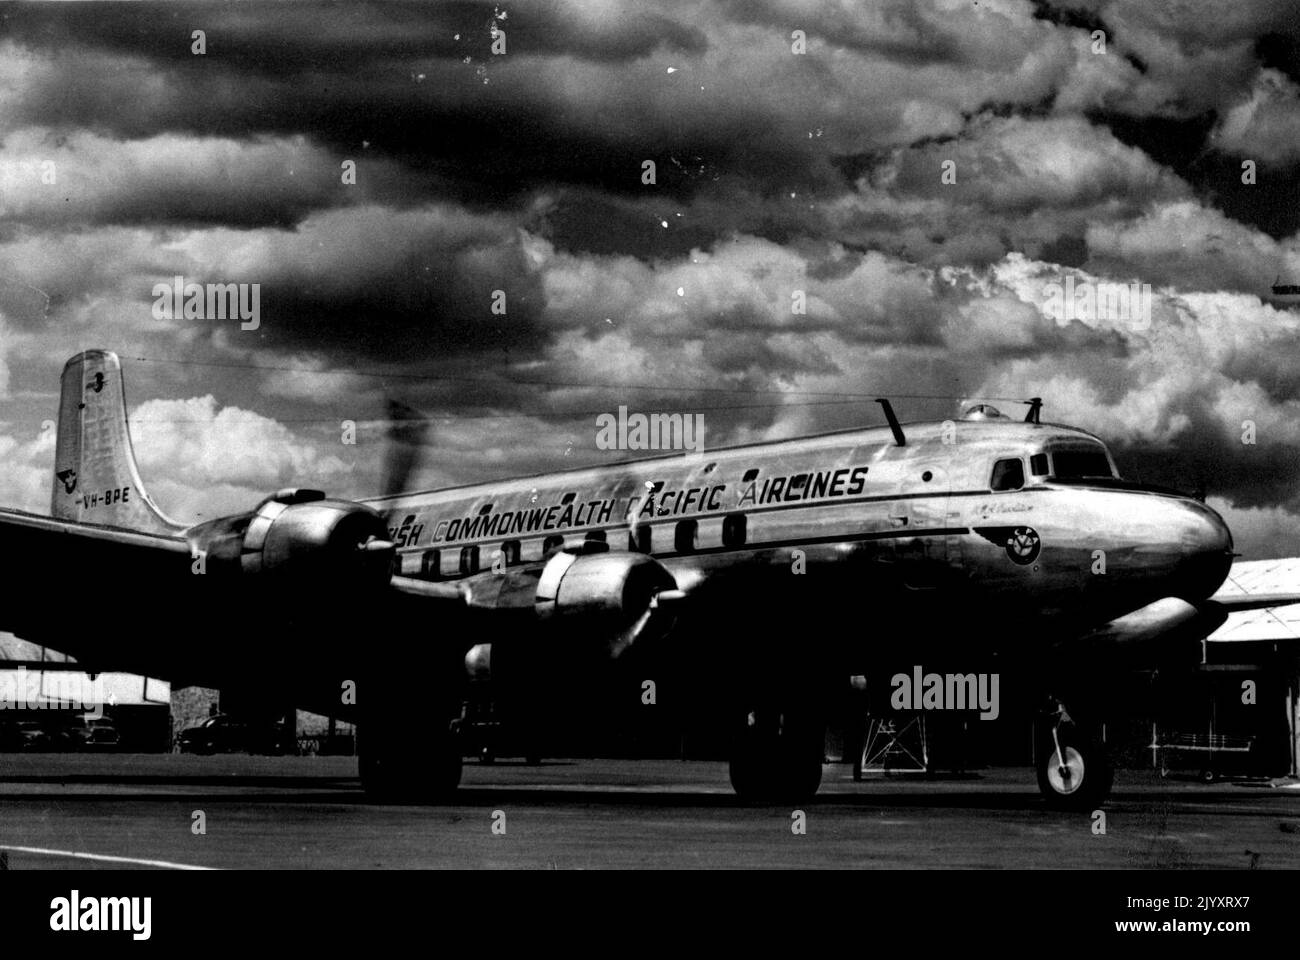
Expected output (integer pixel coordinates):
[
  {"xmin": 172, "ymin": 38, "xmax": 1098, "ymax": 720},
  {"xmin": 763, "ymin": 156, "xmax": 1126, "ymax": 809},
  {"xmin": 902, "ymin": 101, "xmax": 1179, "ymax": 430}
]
[{"xmin": 381, "ymin": 396, "xmax": 431, "ymax": 497}]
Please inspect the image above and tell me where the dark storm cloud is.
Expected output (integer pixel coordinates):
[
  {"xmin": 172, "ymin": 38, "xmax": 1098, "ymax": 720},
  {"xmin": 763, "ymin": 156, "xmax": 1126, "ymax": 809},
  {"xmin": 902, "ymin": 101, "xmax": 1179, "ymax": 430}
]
[
  {"xmin": 167, "ymin": 204, "xmax": 551, "ymax": 362},
  {"xmin": 2, "ymin": 2, "xmax": 723, "ymax": 209},
  {"xmin": 1, "ymin": 2, "xmax": 708, "ymax": 74}
]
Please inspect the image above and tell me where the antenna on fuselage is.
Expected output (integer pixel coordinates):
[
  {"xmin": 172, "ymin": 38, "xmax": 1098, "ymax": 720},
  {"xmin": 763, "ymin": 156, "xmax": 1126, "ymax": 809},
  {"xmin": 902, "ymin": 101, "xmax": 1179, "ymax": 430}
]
[
  {"xmin": 875, "ymin": 398, "xmax": 905, "ymax": 446},
  {"xmin": 1023, "ymin": 397, "xmax": 1043, "ymax": 424}
]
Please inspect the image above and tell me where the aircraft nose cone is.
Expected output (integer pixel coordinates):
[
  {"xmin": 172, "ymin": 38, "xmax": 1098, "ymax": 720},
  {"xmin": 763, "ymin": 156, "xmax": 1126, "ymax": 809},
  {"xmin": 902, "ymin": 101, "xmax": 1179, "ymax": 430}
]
[{"xmin": 1177, "ymin": 500, "xmax": 1233, "ymax": 600}]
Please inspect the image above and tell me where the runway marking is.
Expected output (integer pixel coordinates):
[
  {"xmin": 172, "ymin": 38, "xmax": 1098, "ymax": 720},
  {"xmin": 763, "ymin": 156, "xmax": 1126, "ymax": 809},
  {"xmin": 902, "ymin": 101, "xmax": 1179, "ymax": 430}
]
[{"xmin": 0, "ymin": 844, "xmax": 215, "ymax": 871}]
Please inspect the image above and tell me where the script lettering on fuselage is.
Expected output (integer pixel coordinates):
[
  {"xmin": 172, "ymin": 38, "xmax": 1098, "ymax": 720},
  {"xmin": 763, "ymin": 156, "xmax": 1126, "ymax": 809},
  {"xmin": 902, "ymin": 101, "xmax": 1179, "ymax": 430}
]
[
  {"xmin": 975, "ymin": 498, "xmax": 1034, "ymax": 519},
  {"xmin": 423, "ymin": 464, "xmax": 871, "ymax": 545}
]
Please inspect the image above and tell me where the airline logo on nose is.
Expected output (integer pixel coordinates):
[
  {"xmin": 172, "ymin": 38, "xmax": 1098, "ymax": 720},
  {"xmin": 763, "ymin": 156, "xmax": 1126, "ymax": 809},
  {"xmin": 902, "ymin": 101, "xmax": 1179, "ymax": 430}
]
[{"xmin": 1006, "ymin": 526, "xmax": 1040, "ymax": 565}]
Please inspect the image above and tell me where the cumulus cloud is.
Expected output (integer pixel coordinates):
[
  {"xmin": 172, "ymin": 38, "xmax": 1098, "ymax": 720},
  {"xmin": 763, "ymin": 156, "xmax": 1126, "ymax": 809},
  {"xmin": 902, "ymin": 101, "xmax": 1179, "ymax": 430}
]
[
  {"xmin": 1086, "ymin": 200, "xmax": 1300, "ymax": 294},
  {"xmin": 0, "ymin": 128, "xmax": 420, "ymax": 229},
  {"xmin": 0, "ymin": 427, "xmax": 54, "ymax": 514},
  {"xmin": 128, "ymin": 396, "xmax": 353, "ymax": 520},
  {"xmin": 1211, "ymin": 69, "xmax": 1300, "ymax": 167}
]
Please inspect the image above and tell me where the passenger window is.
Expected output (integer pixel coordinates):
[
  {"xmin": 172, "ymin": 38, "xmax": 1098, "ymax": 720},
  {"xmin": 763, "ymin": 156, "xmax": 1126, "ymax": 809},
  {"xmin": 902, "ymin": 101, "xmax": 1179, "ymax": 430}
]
[
  {"xmin": 542, "ymin": 535, "xmax": 565, "ymax": 555},
  {"xmin": 459, "ymin": 545, "xmax": 479, "ymax": 575},
  {"xmin": 722, "ymin": 513, "xmax": 747, "ymax": 548},
  {"xmin": 1029, "ymin": 453, "xmax": 1049, "ymax": 477},
  {"xmin": 500, "ymin": 540, "xmax": 520, "ymax": 565},
  {"xmin": 584, "ymin": 530, "xmax": 606, "ymax": 544},
  {"xmin": 991, "ymin": 458, "xmax": 1025, "ymax": 491},
  {"xmin": 420, "ymin": 549, "xmax": 441, "ymax": 579},
  {"xmin": 675, "ymin": 519, "xmax": 698, "ymax": 553}
]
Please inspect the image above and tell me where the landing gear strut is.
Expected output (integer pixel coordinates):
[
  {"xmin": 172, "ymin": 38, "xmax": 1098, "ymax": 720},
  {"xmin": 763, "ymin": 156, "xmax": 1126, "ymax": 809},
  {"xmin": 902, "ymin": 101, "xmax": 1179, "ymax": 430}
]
[
  {"xmin": 1034, "ymin": 703, "xmax": 1113, "ymax": 811},
  {"xmin": 728, "ymin": 702, "xmax": 824, "ymax": 803}
]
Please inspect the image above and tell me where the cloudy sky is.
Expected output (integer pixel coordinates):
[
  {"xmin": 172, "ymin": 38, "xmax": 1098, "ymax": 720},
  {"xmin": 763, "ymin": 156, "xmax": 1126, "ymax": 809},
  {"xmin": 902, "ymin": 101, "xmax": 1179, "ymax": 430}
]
[{"xmin": 1, "ymin": 0, "xmax": 1299, "ymax": 557}]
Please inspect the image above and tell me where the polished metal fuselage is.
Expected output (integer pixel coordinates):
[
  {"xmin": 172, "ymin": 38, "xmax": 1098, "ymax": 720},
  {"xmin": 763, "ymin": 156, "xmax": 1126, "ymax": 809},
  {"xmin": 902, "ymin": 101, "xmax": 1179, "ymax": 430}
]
[{"xmin": 364, "ymin": 417, "xmax": 1233, "ymax": 656}]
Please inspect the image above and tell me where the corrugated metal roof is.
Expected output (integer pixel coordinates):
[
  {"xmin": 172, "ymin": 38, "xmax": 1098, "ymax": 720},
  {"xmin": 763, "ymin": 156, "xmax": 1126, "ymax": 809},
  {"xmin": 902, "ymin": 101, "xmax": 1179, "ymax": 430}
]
[{"xmin": 1209, "ymin": 558, "xmax": 1300, "ymax": 642}]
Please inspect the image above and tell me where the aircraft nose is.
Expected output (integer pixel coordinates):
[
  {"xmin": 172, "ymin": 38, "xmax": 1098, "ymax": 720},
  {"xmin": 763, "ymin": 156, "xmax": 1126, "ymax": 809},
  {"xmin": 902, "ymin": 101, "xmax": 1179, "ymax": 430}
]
[{"xmin": 1176, "ymin": 500, "xmax": 1233, "ymax": 600}]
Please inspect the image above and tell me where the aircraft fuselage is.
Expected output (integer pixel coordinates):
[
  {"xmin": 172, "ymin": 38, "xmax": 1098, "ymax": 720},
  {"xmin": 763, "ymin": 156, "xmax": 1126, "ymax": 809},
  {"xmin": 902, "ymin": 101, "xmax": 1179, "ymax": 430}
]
[{"xmin": 366, "ymin": 415, "xmax": 1232, "ymax": 659}]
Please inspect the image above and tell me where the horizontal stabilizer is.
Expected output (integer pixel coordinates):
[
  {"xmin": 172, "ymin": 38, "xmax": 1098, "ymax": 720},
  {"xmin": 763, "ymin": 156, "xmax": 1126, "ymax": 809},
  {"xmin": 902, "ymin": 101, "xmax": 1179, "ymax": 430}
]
[{"xmin": 1203, "ymin": 593, "xmax": 1300, "ymax": 613}]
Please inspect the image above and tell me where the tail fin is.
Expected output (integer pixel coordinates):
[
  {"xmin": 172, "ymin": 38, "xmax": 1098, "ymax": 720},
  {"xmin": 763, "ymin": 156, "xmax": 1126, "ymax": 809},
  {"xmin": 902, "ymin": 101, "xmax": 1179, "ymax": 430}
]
[{"xmin": 51, "ymin": 350, "xmax": 184, "ymax": 534}]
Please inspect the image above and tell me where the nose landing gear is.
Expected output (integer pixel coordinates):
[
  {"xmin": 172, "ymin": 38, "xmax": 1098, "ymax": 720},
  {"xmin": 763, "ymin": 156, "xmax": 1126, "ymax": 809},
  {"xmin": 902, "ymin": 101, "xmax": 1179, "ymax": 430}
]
[{"xmin": 1035, "ymin": 703, "xmax": 1113, "ymax": 811}]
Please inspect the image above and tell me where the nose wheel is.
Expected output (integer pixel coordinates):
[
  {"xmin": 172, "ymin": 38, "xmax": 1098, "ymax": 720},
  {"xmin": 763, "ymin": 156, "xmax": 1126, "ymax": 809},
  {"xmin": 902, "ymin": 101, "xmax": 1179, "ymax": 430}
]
[
  {"xmin": 1035, "ymin": 708, "xmax": 1112, "ymax": 810},
  {"xmin": 1046, "ymin": 744, "xmax": 1085, "ymax": 795}
]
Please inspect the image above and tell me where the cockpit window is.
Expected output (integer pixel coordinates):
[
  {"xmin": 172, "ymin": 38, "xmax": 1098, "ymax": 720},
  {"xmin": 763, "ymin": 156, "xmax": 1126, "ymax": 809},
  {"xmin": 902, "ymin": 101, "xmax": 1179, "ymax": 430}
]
[
  {"xmin": 1029, "ymin": 453, "xmax": 1049, "ymax": 476},
  {"xmin": 990, "ymin": 458, "xmax": 1025, "ymax": 491},
  {"xmin": 1051, "ymin": 448, "xmax": 1113, "ymax": 479}
]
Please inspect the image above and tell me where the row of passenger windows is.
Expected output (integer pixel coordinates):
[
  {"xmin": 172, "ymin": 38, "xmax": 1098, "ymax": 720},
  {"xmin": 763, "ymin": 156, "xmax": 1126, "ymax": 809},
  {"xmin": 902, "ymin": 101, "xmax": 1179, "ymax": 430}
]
[{"xmin": 411, "ymin": 513, "xmax": 750, "ymax": 579}]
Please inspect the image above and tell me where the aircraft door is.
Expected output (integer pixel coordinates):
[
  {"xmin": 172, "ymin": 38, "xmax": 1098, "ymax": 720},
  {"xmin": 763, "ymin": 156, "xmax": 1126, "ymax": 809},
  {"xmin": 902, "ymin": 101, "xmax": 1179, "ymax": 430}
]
[{"xmin": 894, "ymin": 457, "xmax": 953, "ymax": 588}]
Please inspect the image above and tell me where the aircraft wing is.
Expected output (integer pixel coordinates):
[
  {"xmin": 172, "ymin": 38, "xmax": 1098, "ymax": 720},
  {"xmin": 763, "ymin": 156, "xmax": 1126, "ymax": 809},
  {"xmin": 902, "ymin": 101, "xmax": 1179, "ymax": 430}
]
[
  {"xmin": 0, "ymin": 508, "xmax": 486, "ymax": 686},
  {"xmin": 0, "ymin": 508, "xmax": 192, "ymax": 652},
  {"xmin": 0, "ymin": 507, "xmax": 678, "ymax": 680},
  {"xmin": 0, "ymin": 507, "xmax": 192, "ymax": 557}
]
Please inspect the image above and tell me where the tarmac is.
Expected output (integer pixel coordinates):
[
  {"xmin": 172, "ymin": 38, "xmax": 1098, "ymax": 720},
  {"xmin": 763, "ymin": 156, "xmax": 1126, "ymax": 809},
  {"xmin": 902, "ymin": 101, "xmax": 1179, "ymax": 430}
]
[{"xmin": 1, "ymin": 753, "xmax": 1298, "ymax": 869}]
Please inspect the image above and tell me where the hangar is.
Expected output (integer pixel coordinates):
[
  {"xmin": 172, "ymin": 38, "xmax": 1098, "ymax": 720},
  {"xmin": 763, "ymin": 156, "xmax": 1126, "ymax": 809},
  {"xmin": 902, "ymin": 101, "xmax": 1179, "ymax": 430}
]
[
  {"xmin": 0, "ymin": 635, "xmax": 171, "ymax": 751},
  {"xmin": 842, "ymin": 558, "xmax": 1300, "ymax": 783},
  {"xmin": 1161, "ymin": 557, "xmax": 1300, "ymax": 780}
]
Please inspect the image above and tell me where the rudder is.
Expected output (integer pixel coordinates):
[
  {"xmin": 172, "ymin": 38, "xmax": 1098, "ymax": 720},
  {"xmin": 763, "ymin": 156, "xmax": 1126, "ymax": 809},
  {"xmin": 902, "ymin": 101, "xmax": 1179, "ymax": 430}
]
[{"xmin": 51, "ymin": 350, "xmax": 183, "ymax": 534}]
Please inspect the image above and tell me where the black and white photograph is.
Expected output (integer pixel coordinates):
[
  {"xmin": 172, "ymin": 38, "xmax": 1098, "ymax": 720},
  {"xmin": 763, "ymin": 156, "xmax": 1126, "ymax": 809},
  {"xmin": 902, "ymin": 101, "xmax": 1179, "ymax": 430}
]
[{"xmin": 0, "ymin": 0, "xmax": 1297, "ymax": 931}]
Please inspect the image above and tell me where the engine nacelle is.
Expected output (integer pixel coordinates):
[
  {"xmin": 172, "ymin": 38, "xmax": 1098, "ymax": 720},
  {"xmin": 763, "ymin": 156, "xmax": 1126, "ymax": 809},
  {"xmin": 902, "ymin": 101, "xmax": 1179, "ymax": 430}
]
[
  {"xmin": 186, "ymin": 489, "xmax": 393, "ymax": 588},
  {"xmin": 534, "ymin": 551, "xmax": 677, "ymax": 657}
]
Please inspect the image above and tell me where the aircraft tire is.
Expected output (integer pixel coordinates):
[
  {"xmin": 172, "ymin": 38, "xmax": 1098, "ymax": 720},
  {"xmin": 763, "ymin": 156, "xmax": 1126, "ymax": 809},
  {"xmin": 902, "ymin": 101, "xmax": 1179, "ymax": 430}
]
[
  {"xmin": 1035, "ymin": 722, "xmax": 1113, "ymax": 811},
  {"xmin": 728, "ymin": 706, "xmax": 824, "ymax": 803}
]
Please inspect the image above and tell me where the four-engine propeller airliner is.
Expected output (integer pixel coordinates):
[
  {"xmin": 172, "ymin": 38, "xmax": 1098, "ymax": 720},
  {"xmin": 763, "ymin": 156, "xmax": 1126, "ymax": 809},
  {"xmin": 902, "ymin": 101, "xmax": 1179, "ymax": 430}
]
[{"xmin": 1, "ymin": 350, "xmax": 1293, "ymax": 809}]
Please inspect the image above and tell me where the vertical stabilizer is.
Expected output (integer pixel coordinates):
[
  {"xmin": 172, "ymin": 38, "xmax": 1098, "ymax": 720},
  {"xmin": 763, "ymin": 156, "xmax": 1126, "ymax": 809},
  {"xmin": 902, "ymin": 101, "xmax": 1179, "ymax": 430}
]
[{"xmin": 50, "ymin": 350, "xmax": 183, "ymax": 534}]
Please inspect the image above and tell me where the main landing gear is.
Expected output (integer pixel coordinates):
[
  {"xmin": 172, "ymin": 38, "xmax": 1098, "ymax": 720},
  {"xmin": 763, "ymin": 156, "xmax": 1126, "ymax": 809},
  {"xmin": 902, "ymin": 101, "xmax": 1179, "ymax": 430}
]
[
  {"xmin": 1034, "ymin": 702, "xmax": 1113, "ymax": 811},
  {"xmin": 359, "ymin": 677, "xmax": 463, "ymax": 803},
  {"xmin": 728, "ymin": 701, "xmax": 825, "ymax": 803}
]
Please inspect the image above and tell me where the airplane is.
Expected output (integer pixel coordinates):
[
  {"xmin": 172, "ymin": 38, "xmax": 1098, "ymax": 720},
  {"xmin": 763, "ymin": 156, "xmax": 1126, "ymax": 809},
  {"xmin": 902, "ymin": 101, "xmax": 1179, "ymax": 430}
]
[{"xmin": 1, "ymin": 349, "xmax": 1295, "ymax": 810}]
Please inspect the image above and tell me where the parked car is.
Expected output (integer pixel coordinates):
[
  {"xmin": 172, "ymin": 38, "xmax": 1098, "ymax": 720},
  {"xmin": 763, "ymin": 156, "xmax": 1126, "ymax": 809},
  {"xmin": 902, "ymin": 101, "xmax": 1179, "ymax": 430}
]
[
  {"xmin": 73, "ymin": 720, "xmax": 122, "ymax": 751},
  {"xmin": 15, "ymin": 722, "xmax": 76, "ymax": 752},
  {"xmin": 176, "ymin": 715, "xmax": 288, "ymax": 755}
]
